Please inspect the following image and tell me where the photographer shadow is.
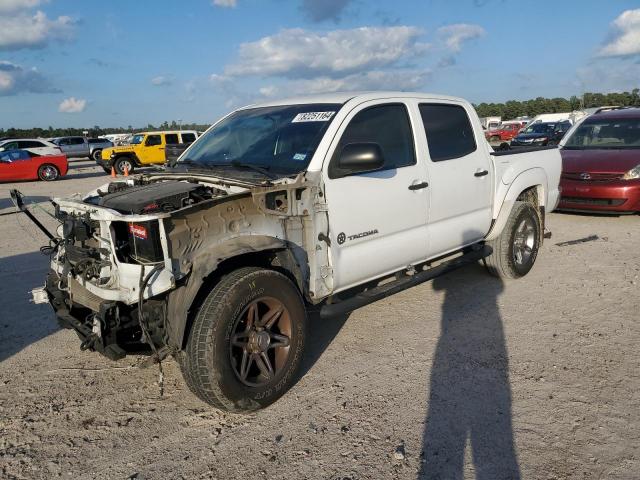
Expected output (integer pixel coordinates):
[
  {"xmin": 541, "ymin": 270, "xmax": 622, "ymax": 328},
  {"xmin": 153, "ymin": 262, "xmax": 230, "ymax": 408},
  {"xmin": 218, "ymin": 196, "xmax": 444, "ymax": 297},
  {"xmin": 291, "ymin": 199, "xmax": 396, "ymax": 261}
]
[{"xmin": 419, "ymin": 264, "xmax": 520, "ymax": 480}]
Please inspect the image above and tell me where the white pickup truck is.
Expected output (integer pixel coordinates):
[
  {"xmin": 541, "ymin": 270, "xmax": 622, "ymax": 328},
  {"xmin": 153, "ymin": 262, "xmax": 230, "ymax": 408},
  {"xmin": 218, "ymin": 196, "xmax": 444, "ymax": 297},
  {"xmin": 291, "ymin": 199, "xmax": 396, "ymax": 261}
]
[{"xmin": 20, "ymin": 92, "xmax": 561, "ymax": 412}]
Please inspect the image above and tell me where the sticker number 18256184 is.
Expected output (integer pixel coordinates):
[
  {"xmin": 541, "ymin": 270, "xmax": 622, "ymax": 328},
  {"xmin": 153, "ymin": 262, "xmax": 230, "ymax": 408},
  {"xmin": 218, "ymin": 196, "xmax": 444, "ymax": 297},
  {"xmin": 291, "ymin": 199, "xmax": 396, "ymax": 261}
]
[{"xmin": 291, "ymin": 111, "xmax": 335, "ymax": 123}]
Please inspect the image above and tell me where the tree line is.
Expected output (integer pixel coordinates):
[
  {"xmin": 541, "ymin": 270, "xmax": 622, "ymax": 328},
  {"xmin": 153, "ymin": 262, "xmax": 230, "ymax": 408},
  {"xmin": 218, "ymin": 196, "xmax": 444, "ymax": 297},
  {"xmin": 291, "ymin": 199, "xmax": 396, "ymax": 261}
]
[
  {"xmin": 2, "ymin": 89, "xmax": 639, "ymax": 138},
  {"xmin": 0, "ymin": 120, "xmax": 211, "ymax": 140},
  {"xmin": 474, "ymin": 89, "xmax": 640, "ymax": 119}
]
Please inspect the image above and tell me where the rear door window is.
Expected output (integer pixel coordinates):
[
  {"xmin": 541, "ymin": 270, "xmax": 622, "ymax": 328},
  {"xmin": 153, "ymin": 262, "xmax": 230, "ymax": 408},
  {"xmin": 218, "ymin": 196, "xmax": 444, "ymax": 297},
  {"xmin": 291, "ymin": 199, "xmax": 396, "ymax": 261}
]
[
  {"xmin": 18, "ymin": 140, "xmax": 46, "ymax": 148},
  {"xmin": 180, "ymin": 132, "xmax": 196, "ymax": 143},
  {"xmin": 419, "ymin": 104, "xmax": 477, "ymax": 162},
  {"xmin": 165, "ymin": 133, "xmax": 179, "ymax": 145}
]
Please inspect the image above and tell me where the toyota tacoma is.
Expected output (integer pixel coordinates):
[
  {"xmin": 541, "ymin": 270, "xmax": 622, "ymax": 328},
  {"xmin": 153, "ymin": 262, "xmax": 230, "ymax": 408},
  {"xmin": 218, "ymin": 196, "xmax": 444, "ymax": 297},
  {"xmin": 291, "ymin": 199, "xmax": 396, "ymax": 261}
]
[{"xmin": 19, "ymin": 92, "xmax": 561, "ymax": 412}]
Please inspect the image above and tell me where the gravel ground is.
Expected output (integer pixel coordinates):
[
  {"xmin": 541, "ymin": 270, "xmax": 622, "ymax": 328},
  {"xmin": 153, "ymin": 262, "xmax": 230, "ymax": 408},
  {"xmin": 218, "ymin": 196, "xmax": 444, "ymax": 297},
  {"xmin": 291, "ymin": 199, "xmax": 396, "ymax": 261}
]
[{"xmin": 1, "ymin": 160, "xmax": 638, "ymax": 479}]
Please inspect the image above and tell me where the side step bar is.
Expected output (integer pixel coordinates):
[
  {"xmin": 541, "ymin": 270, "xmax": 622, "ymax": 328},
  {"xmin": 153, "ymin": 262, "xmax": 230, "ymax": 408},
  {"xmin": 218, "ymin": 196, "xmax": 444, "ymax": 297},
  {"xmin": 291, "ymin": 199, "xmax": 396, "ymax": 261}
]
[{"xmin": 320, "ymin": 245, "xmax": 492, "ymax": 319}]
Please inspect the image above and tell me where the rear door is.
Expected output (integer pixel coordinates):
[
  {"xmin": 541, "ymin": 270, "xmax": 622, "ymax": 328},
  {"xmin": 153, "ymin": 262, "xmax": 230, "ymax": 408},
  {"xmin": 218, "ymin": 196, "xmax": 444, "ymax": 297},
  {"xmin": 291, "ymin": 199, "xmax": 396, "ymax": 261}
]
[
  {"xmin": 417, "ymin": 102, "xmax": 493, "ymax": 257},
  {"xmin": 323, "ymin": 101, "xmax": 429, "ymax": 291}
]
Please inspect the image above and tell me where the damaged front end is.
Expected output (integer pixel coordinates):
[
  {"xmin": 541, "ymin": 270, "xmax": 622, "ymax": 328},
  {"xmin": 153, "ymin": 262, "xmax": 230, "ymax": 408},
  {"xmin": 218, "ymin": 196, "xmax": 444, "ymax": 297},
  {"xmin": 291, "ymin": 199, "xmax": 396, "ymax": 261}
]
[{"xmin": 19, "ymin": 171, "xmax": 330, "ymax": 361}]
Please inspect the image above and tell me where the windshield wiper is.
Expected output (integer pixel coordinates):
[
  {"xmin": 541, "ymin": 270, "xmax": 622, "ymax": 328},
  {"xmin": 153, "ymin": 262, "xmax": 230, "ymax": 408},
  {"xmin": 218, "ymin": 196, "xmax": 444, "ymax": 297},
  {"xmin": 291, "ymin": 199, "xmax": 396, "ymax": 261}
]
[{"xmin": 228, "ymin": 160, "xmax": 278, "ymax": 180}]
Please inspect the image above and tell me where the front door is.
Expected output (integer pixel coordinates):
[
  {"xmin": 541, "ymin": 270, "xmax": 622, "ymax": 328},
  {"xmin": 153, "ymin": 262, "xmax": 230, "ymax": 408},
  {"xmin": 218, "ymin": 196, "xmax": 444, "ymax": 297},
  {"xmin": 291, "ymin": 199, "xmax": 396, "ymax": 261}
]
[
  {"xmin": 416, "ymin": 102, "xmax": 493, "ymax": 257},
  {"xmin": 323, "ymin": 101, "xmax": 429, "ymax": 292},
  {"xmin": 142, "ymin": 134, "xmax": 165, "ymax": 164}
]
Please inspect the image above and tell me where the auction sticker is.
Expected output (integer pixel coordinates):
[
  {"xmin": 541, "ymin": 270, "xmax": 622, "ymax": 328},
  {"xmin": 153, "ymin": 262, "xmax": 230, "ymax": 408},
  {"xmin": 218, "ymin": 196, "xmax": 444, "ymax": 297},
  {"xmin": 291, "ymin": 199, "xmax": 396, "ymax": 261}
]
[{"xmin": 291, "ymin": 111, "xmax": 335, "ymax": 123}]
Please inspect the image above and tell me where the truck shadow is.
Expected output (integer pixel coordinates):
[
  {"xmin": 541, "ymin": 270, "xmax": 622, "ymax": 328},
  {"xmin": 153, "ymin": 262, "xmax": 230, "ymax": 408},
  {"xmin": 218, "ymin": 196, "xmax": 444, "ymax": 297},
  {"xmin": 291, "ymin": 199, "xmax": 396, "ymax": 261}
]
[
  {"xmin": 419, "ymin": 264, "xmax": 521, "ymax": 479},
  {"xmin": 0, "ymin": 251, "xmax": 60, "ymax": 364},
  {"xmin": 298, "ymin": 310, "xmax": 350, "ymax": 380}
]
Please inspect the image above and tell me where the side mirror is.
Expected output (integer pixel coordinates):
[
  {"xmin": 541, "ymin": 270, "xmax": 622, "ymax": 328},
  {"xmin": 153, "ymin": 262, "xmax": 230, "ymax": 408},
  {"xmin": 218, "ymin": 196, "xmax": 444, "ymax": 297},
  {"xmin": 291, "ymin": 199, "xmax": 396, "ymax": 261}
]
[{"xmin": 336, "ymin": 142, "xmax": 385, "ymax": 176}]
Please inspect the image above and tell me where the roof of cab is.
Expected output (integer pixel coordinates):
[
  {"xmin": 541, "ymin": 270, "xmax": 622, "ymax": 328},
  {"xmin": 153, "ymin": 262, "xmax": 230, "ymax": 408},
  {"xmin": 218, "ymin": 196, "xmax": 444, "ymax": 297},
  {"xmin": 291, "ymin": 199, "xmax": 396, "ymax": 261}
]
[
  {"xmin": 589, "ymin": 107, "xmax": 640, "ymax": 121},
  {"xmin": 241, "ymin": 91, "xmax": 469, "ymax": 109}
]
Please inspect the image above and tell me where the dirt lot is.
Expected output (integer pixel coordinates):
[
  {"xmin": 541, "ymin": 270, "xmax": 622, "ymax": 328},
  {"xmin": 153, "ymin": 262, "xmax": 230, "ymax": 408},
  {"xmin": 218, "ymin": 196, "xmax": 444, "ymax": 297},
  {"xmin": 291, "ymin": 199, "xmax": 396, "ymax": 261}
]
[{"xmin": 1, "ymin": 160, "xmax": 639, "ymax": 480}]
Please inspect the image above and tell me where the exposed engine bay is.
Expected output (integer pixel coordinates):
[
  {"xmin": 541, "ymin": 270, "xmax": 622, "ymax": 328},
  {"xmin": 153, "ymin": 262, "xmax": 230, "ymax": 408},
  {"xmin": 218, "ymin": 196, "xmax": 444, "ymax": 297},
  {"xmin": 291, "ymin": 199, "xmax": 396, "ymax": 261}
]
[{"xmin": 13, "ymin": 171, "xmax": 323, "ymax": 363}]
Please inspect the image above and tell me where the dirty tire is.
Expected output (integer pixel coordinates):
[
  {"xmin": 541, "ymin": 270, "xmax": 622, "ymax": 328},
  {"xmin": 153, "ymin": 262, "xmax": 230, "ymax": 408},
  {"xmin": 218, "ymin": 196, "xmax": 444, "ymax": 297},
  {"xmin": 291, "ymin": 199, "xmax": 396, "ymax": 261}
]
[
  {"xmin": 114, "ymin": 156, "xmax": 134, "ymax": 175},
  {"xmin": 485, "ymin": 200, "xmax": 540, "ymax": 279},
  {"xmin": 37, "ymin": 164, "xmax": 59, "ymax": 181},
  {"xmin": 180, "ymin": 267, "xmax": 306, "ymax": 412}
]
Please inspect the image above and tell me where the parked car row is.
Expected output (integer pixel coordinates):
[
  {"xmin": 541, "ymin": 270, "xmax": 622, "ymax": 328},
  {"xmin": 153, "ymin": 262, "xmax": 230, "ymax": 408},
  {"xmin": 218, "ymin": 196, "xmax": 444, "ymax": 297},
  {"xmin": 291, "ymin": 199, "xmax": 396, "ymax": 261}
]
[
  {"xmin": 49, "ymin": 136, "xmax": 113, "ymax": 161},
  {"xmin": 2, "ymin": 103, "xmax": 639, "ymax": 215}
]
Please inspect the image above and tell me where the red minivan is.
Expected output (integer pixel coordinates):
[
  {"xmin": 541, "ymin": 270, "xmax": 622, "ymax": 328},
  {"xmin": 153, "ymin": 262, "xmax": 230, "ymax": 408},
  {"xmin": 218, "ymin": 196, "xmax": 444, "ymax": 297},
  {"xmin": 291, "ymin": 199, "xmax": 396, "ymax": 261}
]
[{"xmin": 559, "ymin": 108, "xmax": 640, "ymax": 213}]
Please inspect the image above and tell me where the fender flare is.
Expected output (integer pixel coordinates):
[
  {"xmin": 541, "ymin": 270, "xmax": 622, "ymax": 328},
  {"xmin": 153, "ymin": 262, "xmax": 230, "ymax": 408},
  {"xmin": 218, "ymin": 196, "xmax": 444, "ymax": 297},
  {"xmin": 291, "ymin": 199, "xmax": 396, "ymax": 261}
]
[
  {"xmin": 486, "ymin": 168, "xmax": 548, "ymax": 241},
  {"xmin": 164, "ymin": 235, "xmax": 307, "ymax": 349}
]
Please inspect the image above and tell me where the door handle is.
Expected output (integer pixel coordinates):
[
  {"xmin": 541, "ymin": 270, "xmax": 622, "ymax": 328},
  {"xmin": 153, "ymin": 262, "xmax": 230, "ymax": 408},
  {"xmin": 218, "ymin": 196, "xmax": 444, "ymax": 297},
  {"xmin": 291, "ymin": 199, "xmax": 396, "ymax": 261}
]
[
  {"xmin": 474, "ymin": 170, "xmax": 489, "ymax": 177},
  {"xmin": 408, "ymin": 181, "xmax": 429, "ymax": 190}
]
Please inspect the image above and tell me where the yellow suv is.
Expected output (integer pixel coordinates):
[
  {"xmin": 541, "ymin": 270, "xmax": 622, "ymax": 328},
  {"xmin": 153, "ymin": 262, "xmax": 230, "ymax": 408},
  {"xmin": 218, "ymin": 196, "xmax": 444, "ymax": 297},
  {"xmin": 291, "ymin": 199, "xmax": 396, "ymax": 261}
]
[{"xmin": 99, "ymin": 130, "xmax": 198, "ymax": 174}]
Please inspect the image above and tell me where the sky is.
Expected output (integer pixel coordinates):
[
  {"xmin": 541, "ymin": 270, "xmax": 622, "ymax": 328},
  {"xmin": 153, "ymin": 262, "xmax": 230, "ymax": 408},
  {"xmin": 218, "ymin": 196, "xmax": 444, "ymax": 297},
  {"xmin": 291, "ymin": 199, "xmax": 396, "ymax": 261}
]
[{"xmin": 1, "ymin": 0, "xmax": 640, "ymax": 129}]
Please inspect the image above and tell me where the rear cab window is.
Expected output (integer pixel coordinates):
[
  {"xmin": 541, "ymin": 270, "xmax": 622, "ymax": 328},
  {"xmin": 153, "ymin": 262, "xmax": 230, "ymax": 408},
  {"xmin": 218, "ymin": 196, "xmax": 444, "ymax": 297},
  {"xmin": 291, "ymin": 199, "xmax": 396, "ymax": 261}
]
[
  {"xmin": 330, "ymin": 103, "xmax": 416, "ymax": 178},
  {"xmin": 419, "ymin": 103, "xmax": 477, "ymax": 161},
  {"xmin": 164, "ymin": 133, "xmax": 179, "ymax": 145},
  {"xmin": 180, "ymin": 132, "xmax": 196, "ymax": 143}
]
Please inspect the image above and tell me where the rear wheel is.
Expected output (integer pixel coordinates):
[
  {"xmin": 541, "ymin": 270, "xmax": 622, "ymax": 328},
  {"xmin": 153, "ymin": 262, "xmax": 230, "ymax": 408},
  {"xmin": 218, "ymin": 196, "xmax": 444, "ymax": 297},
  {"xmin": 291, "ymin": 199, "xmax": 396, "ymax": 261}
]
[
  {"xmin": 114, "ymin": 156, "xmax": 134, "ymax": 175},
  {"xmin": 91, "ymin": 149, "xmax": 102, "ymax": 162},
  {"xmin": 38, "ymin": 164, "xmax": 59, "ymax": 181},
  {"xmin": 180, "ymin": 267, "xmax": 306, "ymax": 412},
  {"xmin": 485, "ymin": 201, "xmax": 541, "ymax": 278}
]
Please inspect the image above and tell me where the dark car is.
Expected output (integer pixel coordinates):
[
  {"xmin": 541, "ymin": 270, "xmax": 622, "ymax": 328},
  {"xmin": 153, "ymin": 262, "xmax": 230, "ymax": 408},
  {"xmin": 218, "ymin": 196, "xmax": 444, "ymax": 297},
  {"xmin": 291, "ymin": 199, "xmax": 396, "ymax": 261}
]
[
  {"xmin": 511, "ymin": 121, "xmax": 571, "ymax": 147},
  {"xmin": 558, "ymin": 108, "xmax": 640, "ymax": 213}
]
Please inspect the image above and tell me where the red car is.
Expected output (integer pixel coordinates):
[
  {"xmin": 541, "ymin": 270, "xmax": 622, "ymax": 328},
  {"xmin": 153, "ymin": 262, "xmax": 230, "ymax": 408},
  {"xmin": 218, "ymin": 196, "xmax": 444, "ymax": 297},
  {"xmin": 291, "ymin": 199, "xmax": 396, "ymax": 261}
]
[
  {"xmin": 485, "ymin": 122, "xmax": 525, "ymax": 142},
  {"xmin": 0, "ymin": 149, "xmax": 68, "ymax": 182},
  {"xmin": 559, "ymin": 108, "xmax": 640, "ymax": 213}
]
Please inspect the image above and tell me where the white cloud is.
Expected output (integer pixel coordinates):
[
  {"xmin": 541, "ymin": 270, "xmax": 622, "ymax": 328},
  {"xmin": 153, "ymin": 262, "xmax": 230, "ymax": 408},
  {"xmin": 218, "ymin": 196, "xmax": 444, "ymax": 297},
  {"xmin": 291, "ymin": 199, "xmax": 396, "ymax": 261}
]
[
  {"xmin": 0, "ymin": 0, "xmax": 46, "ymax": 13},
  {"xmin": 598, "ymin": 9, "xmax": 640, "ymax": 57},
  {"xmin": 259, "ymin": 69, "xmax": 432, "ymax": 98},
  {"xmin": 58, "ymin": 97, "xmax": 86, "ymax": 113},
  {"xmin": 0, "ymin": 10, "xmax": 74, "ymax": 51},
  {"xmin": 212, "ymin": 0, "xmax": 236, "ymax": 7},
  {"xmin": 437, "ymin": 23, "xmax": 485, "ymax": 53},
  {"xmin": 224, "ymin": 26, "xmax": 429, "ymax": 78},
  {"xmin": 151, "ymin": 75, "xmax": 172, "ymax": 86},
  {"xmin": 0, "ymin": 60, "xmax": 59, "ymax": 96}
]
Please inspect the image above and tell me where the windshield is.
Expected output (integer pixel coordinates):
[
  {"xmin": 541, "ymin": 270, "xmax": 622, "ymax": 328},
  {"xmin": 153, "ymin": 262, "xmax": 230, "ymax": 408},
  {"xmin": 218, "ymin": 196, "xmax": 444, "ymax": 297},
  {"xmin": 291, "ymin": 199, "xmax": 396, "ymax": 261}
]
[
  {"xmin": 523, "ymin": 123, "xmax": 555, "ymax": 134},
  {"xmin": 178, "ymin": 103, "xmax": 341, "ymax": 176},
  {"xmin": 130, "ymin": 134, "xmax": 144, "ymax": 145},
  {"xmin": 564, "ymin": 118, "xmax": 640, "ymax": 149}
]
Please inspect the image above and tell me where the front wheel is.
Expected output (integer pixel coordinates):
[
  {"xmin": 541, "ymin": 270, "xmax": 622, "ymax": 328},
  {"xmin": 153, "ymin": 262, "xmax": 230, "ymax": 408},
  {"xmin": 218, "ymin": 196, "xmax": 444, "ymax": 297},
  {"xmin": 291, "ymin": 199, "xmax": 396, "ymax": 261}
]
[
  {"xmin": 180, "ymin": 267, "xmax": 306, "ymax": 412},
  {"xmin": 38, "ymin": 164, "xmax": 59, "ymax": 181},
  {"xmin": 91, "ymin": 149, "xmax": 102, "ymax": 162},
  {"xmin": 485, "ymin": 201, "xmax": 541, "ymax": 278},
  {"xmin": 114, "ymin": 157, "xmax": 134, "ymax": 175}
]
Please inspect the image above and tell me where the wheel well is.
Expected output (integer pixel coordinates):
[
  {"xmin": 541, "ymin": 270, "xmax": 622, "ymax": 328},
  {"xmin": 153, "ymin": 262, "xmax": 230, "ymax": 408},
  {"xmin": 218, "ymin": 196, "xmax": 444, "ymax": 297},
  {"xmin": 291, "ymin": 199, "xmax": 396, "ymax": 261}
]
[
  {"xmin": 179, "ymin": 249, "xmax": 305, "ymax": 350},
  {"xmin": 114, "ymin": 153, "xmax": 138, "ymax": 166},
  {"xmin": 517, "ymin": 185, "xmax": 545, "ymax": 239},
  {"xmin": 38, "ymin": 163, "xmax": 59, "ymax": 175},
  {"xmin": 517, "ymin": 185, "xmax": 539, "ymax": 207}
]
